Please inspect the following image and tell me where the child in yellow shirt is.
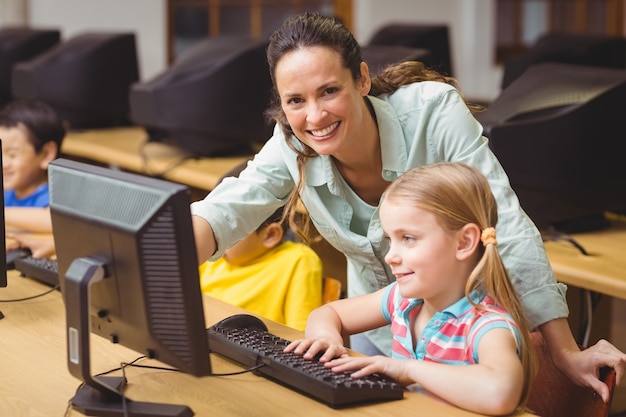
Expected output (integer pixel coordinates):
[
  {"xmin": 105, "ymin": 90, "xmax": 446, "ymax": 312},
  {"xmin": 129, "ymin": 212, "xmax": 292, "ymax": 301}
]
[{"xmin": 200, "ymin": 206, "xmax": 323, "ymax": 331}]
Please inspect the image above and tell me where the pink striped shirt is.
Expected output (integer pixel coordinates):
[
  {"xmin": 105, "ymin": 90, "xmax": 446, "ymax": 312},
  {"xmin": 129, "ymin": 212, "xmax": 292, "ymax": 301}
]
[{"xmin": 381, "ymin": 282, "xmax": 521, "ymax": 363}]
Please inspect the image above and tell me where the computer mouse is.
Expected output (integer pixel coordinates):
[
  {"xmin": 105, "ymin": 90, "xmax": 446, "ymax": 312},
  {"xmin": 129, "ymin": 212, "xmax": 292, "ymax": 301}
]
[
  {"xmin": 212, "ymin": 313, "xmax": 268, "ymax": 332},
  {"xmin": 6, "ymin": 248, "xmax": 32, "ymax": 270}
]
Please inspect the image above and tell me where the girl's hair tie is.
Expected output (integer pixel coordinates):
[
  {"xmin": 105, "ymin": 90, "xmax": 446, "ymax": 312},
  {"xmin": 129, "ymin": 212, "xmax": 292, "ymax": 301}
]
[{"xmin": 481, "ymin": 227, "xmax": 497, "ymax": 247}]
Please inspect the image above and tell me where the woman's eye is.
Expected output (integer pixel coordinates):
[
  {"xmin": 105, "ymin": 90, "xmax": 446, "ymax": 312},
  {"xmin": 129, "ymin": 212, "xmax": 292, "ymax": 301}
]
[
  {"xmin": 324, "ymin": 87, "xmax": 338, "ymax": 96},
  {"xmin": 285, "ymin": 97, "xmax": 303, "ymax": 106}
]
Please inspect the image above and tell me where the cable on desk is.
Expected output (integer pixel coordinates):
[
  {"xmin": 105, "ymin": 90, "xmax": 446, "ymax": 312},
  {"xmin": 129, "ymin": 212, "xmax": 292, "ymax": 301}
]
[
  {"xmin": 138, "ymin": 138, "xmax": 194, "ymax": 178},
  {"xmin": 0, "ymin": 284, "xmax": 60, "ymax": 302},
  {"xmin": 541, "ymin": 229, "xmax": 590, "ymax": 256},
  {"xmin": 90, "ymin": 354, "xmax": 266, "ymax": 381},
  {"xmin": 541, "ymin": 229, "xmax": 598, "ymax": 347},
  {"xmin": 63, "ymin": 353, "xmax": 268, "ymax": 415}
]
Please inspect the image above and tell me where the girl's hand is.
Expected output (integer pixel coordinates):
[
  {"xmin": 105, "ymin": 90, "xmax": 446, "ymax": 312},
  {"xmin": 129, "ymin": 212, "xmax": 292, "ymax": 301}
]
[
  {"xmin": 325, "ymin": 355, "xmax": 410, "ymax": 385},
  {"xmin": 284, "ymin": 338, "xmax": 349, "ymax": 363}
]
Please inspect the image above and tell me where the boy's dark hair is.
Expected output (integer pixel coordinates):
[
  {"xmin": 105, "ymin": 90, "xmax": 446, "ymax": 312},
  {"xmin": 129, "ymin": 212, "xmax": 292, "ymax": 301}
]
[
  {"xmin": 257, "ymin": 205, "xmax": 286, "ymax": 233},
  {"xmin": 0, "ymin": 99, "xmax": 66, "ymax": 153}
]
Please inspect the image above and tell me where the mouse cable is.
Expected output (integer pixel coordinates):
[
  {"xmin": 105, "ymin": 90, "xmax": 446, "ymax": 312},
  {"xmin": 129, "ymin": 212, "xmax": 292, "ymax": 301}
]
[
  {"xmin": 0, "ymin": 284, "xmax": 60, "ymax": 302},
  {"xmin": 98, "ymin": 354, "xmax": 266, "ymax": 378}
]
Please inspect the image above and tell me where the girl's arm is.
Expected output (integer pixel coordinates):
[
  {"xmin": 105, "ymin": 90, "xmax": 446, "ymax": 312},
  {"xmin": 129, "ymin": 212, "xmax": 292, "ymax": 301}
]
[
  {"xmin": 285, "ymin": 288, "xmax": 388, "ymax": 362},
  {"xmin": 327, "ymin": 327, "xmax": 524, "ymax": 416}
]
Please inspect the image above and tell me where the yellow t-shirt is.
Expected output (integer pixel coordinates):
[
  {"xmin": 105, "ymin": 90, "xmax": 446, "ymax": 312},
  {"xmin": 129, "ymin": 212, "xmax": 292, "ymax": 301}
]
[{"xmin": 200, "ymin": 241, "xmax": 323, "ymax": 331}]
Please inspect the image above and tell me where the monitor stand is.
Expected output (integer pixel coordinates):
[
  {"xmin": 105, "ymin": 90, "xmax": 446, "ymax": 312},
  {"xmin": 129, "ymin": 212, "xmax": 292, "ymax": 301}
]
[{"xmin": 63, "ymin": 257, "xmax": 194, "ymax": 417}]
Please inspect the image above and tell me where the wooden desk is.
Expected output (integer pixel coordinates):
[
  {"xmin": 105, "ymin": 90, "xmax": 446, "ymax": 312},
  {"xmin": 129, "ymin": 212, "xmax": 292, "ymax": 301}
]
[
  {"xmin": 543, "ymin": 221, "xmax": 626, "ymax": 414},
  {"xmin": 61, "ymin": 126, "xmax": 252, "ymax": 192},
  {"xmin": 0, "ymin": 271, "xmax": 533, "ymax": 417},
  {"xmin": 543, "ymin": 220, "xmax": 626, "ymax": 300}
]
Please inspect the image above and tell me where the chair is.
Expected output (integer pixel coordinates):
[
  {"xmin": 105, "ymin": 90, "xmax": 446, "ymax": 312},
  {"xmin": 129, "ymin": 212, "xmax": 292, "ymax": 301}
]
[
  {"xmin": 322, "ymin": 277, "xmax": 342, "ymax": 304},
  {"xmin": 526, "ymin": 332, "xmax": 616, "ymax": 417}
]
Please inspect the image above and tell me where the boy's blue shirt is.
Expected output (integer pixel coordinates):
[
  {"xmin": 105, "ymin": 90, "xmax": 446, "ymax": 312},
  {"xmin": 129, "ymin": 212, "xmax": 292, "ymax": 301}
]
[{"xmin": 4, "ymin": 183, "xmax": 49, "ymax": 207}]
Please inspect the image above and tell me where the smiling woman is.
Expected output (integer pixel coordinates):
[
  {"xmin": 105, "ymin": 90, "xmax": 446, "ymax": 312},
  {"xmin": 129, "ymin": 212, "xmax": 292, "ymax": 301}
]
[{"xmin": 189, "ymin": 12, "xmax": 626, "ymax": 405}]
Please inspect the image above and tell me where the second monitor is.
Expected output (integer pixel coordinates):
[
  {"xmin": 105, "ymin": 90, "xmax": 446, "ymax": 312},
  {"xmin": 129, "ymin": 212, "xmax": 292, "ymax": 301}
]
[
  {"xmin": 130, "ymin": 35, "xmax": 274, "ymax": 157},
  {"xmin": 477, "ymin": 62, "xmax": 626, "ymax": 232},
  {"xmin": 50, "ymin": 159, "xmax": 210, "ymax": 416}
]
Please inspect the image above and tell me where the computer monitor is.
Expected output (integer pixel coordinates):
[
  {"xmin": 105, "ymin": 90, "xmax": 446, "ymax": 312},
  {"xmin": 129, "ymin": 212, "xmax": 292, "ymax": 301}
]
[
  {"xmin": 501, "ymin": 32, "xmax": 626, "ymax": 89},
  {"xmin": 476, "ymin": 62, "xmax": 626, "ymax": 232},
  {"xmin": 49, "ymin": 158, "xmax": 211, "ymax": 416},
  {"xmin": 361, "ymin": 44, "xmax": 432, "ymax": 76},
  {"xmin": 366, "ymin": 24, "xmax": 454, "ymax": 76},
  {"xmin": 130, "ymin": 35, "xmax": 273, "ymax": 157},
  {"xmin": 0, "ymin": 27, "xmax": 60, "ymax": 107},
  {"xmin": 11, "ymin": 32, "xmax": 139, "ymax": 129},
  {"xmin": 1, "ymin": 140, "xmax": 6, "ymax": 290}
]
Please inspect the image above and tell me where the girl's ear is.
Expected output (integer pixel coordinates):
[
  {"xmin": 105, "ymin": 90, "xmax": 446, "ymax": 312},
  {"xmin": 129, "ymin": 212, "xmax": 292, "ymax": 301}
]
[
  {"xmin": 456, "ymin": 223, "xmax": 480, "ymax": 261},
  {"xmin": 38, "ymin": 141, "xmax": 58, "ymax": 170},
  {"xmin": 261, "ymin": 222, "xmax": 284, "ymax": 248}
]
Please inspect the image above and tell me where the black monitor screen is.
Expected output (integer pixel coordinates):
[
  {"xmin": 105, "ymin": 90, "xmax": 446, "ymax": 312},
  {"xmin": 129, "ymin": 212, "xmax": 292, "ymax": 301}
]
[
  {"xmin": 130, "ymin": 35, "xmax": 273, "ymax": 157},
  {"xmin": 12, "ymin": 32, "xmax": 139, "ymax": 129},
  {"xmin": 1, "ymin": 140, "xmax": 6, "ymax": 289},
  {"xmin": 0, "ymin": 27, "xmax": 60, "ymax": 107},
  {"xmin": 477, "ymin": 63, "xmax": 626, "ymax": 232},
  {"xmin": 49, "ymin": 158, "xmax": 211, "ymax": 415}
]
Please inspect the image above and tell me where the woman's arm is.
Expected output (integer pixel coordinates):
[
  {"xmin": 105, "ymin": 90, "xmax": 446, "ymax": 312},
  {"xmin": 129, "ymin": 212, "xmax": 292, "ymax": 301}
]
[{"xmin": 192, "ymin": 215, "xmax": 217, "ymax": 265}]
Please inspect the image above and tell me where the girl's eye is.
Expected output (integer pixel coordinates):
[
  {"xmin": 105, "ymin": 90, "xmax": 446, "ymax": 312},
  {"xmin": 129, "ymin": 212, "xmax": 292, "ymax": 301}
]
[
  {"xmin": 323, "ymin": 87, "xmax": 338, "ymax": 96},
  {"xmin": 402, "ymin": 235, "xmax": 416, "ymax": 244}
]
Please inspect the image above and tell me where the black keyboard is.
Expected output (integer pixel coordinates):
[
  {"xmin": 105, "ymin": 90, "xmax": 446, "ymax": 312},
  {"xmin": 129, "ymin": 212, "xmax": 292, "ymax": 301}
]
[
  {"xmin": 14, "ymin": 256, "xmax": 59, "ymax": 287},
  {"xmin": 207, "ymin": 315, "xmax": 404, "ymax": 408}
]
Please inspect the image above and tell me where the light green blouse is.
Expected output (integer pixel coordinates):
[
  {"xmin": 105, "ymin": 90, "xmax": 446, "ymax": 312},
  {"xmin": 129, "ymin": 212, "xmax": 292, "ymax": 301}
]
[{"xmin": 191, "ymin": 81, "xmax": 567, "ymax": 355}]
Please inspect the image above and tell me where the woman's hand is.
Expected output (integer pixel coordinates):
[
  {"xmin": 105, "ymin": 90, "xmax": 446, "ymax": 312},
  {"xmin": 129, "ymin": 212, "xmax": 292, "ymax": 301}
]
[
  {"xmin": 554, "ymin": 339, "xmax": 626, "ymax": 403},
  {"xmin": 541, "ymin": 318, "xmax": 626, "ymax": 403}
]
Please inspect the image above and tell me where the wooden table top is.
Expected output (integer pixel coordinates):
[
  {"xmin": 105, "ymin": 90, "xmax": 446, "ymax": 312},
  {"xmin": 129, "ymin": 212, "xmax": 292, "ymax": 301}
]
[
  {"xmin": 0, "ymin": 270, "xmax": 536, "ymax": 417},
  {"xmin": 61, "ymin": 126, "xmax": 252, "ymax": 192}
]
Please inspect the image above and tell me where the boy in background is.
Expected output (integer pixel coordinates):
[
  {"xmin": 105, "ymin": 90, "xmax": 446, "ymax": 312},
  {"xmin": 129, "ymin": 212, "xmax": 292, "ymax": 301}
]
[
  {"xmin": 1, "ymin": 99, "xmax": 65, "ymax": 256},
  {"xmin": 200, "ymin": 205, "xmax": 324, "ymax": 331}
]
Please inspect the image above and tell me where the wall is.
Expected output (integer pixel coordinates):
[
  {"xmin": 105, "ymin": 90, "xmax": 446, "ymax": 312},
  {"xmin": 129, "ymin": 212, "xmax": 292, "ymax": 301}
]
[
  {"xmin": 0, "ymin": 0, "xmax": 27, "ymax": 26},
  {"xmin": 26, "ymin": 0, "xmax": 167, "ymax": 81},
  {"xmin": 17, "ymin": 0, "xmax": 503, "ymax": 101},
  {"xmin": 353, "ymin": 0, "xmax": 502, "ymax": 102}
]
